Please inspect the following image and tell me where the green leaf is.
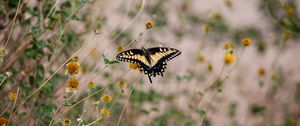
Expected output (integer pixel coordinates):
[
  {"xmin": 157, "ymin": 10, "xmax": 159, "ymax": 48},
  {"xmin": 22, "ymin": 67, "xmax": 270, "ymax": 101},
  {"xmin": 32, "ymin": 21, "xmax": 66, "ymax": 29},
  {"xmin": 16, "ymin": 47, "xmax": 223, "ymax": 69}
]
[
  {"xmin": 250, "ymin": 104, "xmax": 265, "ymax": 115},
  {"xmin": 31, "ymin": 25, "xmax": 40, "ymax": 38},
  {"xmin": 228, "ymin": 102, "xmax": 237, "ymax": 117},
  {"xmin": 197, "ymin": 108, "xmax": 206, "ymax": 117},
  {"xmin": 103, "ymin": 55, "xmax": 119, "ymax": 66},
  {"xmin": 20, "ymin": 82, "xmax": 32, "ymax": 96},
  {"xmin": 140, "ymin": 109, "xmax": 150, "ymax": 115},
  {"xmin": 71, "ymin": 15, "xmax": 80, "ymax": 21}
]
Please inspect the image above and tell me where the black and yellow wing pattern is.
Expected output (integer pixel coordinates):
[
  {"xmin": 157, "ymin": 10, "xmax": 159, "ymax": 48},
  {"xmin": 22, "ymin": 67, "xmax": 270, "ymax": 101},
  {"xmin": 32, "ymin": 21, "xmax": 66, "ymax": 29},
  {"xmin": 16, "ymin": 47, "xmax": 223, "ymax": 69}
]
[{"xmin": 116, "ymin": 47, "xmax": 181, "ymax": 83}]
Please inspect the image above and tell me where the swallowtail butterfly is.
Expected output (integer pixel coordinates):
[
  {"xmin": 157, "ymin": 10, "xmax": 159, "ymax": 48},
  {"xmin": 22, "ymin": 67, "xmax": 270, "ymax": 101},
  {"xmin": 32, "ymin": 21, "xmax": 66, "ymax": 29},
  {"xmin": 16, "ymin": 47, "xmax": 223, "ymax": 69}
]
[{"xmin": 116, "ymin": 47, "xmax": 181, "ymax": 83}]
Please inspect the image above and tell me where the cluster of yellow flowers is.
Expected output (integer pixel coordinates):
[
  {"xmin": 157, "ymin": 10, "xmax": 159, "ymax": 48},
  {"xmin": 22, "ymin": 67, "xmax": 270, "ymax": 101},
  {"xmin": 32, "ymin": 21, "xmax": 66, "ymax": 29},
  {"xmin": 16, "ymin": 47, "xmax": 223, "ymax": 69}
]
[
  {"xmin": 99, "ymin": 94, "xmax": 113, "ymax": 118},
  {"xmin": 118, "ymin": 81, "xmax": 126, "ymax": 93},
  {"xmin": 65, "ymin": 56, "xmax": 80, "ymax": 93},
  {"xmin": 223, "ymin": 38, "xmax": 252, "ymax": 64}
]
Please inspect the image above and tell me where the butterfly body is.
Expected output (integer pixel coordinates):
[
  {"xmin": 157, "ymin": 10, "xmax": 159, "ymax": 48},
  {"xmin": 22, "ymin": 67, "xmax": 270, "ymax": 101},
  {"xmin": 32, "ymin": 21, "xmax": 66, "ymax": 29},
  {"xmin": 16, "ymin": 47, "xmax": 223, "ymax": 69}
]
[{"xmin": 116, "ymin": 47, "xmax": 181, "ymax": 83}]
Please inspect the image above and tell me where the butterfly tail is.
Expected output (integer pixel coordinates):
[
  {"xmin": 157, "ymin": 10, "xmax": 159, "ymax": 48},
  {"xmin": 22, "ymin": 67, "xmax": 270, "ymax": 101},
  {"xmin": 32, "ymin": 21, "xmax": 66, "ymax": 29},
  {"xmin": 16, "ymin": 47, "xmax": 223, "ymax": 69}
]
[{"xmin": 148, "ymin": 74, "xmax": 152, "ymax": 83}]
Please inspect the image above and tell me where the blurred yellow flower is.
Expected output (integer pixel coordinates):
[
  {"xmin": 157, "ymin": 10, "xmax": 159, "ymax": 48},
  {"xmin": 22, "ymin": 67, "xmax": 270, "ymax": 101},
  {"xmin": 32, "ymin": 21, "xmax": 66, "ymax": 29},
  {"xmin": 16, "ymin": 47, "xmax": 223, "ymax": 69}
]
[
  {"xmin": 197, "ymin": 53, "xmax": 205, "ymax": 63},
  {"xmin": 207, "ymin": 63, "xmax": 213, "ymax": 72},
  {"xmin": 212, "ymin": 12, "xmax": 222, "ymax": 20},
  {"xmin": 223, "ymin": 43, "xmax": 230, "ymax": 50},
  {"xmin": 271, "ymin": 73, "xmax": 277, "ymax": 81},
  {"xmin": 66, "ymin": 61, "xmax": 80, "ymax": 75},
  {"xmin": 284, "ymin": 4, "xmax": 295, "ymax": 14},
  {"xmin": 100, "ymin": 107, "xmax": 111, "ymax": 117},
  {"xmin": 224, "ymin": 53, "xmax": 235, "ymax": 64},
  {"xmin": 116, "ymin": 45, "xmax": 124, "ymax": 52},
  {"xmin": 282, "ymin": 32, "xmax": 290, "ymax": 41},
  {"xmin": 87, "ymin": 81, "xmax": 95, "ymax": 88},
  {"xmin": 129, "ymin": 63, "xmax": 138, "ymax": 70},
  {"xmin": 242, "ymin": 38, "xmax": 252, "ymax": 47},
  {"xmin": 67, "ymin": 75, "xmax": 79, "ymax": 91},
  {"xmin": 258, "ymin": 67, "xmax": 266, "ymax": 77},
  {"xmin": 0, "ymin": 117, "xmax": 7, "ymax": 126},
  {"xmin": 8, "ymin": 92, "xmax": 17, "ymax": 101},
  {"xmin": 72, "ymin": 56, "xmax": 80, "ymax": 62},
  {"xmin": 64, "ymin": 119, "xmax": 71, "ymax": 126},
  {"xmin": 118, "ymin": 81, "xmax": 126, "ymax": 88},
  {"xmin": 203, "ymin": 24, "xmax": 211, "ymax": 33},
  {"xmin": 146, "ymin": 21, "xmax": 153, "ymax": 29},
  {"xmin": 101, "ymin": 95, "xmax": 112, "ymax": 103},
  {"xmin": 224, "ymin": 0, "xmax": 232, "ymax": 8}
]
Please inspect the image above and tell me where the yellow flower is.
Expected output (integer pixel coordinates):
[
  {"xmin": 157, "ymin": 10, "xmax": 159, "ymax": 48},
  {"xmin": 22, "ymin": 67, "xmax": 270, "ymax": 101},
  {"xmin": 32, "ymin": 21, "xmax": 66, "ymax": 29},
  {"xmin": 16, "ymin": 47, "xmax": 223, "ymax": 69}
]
[
  {"xmin": 281, "ymin": 32, "xmax": 290, "ymax": 41},
  {"xmin": 223, "ymin": 43, "xmax": 230, "ymax": 50},
  {"xmin": 129, "ymin": 63, "xmax": 138, "ymax": 70},
  {"xmin": 101, "ymin": 95, "xmax": 112, "ymax": 103},
  {"xmin": 0, "ymin": 117, "xmax": 7, "ymax": 126},
  {"xmin": 242, "ymin": 38, "xmax": 252, "ymax": 47},
  {"xmin": 271, "ymin": 73, "xmax": 277, "ymax": 81},
  {"xmin": 224, "ymin": 0, "xmax": 232, "ymax": 8},
  {"xmin": 118, "ymin": 81, "xmax": 126, "ymax": 88},
  {"xmin": 284, "ymin": 4, "xmax": 294, "ymax": 14},
  {"xmin": 72, "ymin": 56, "xmax": 80, "ymax": 62},
  {"xmin": 87, "ymin": 81, "xmax": 95, "ymax": 88},
  {"xmin": 230, "ymin": 43, "xmax": 235, "ymax": 49},
  {"xmin": 197, "ymin": 53, "xmax": 205, "ymax": 63},
  {"xmin": 258, "ymin": 67, "xmax": 266, "ymax": 77},
  {"xmin": 212, "ymin": 12, "xmax": 222, "ymax": 20},
  {"xmin": 116, "ymin": 45, "xmax": 124, "ymax": 52},
  {"xmin": 67, "ymin": 75, "xmax": 79, "ymax": 91},
  {"xmin": 146, "ymin": 21, "xmax": 153, "ymax": 29},
  {"xmin": 203, "ymin": 24, "xmax": 211, "ymax": 33},
  {"xmin": 100, "ymin": 107, "xmax": 111, "ymax": 117},
  {"xmin": 66, "ymin": 61, "xmax": 80, "ymax": 75},
  {"xmin": 0, "ymin": 48, "xmax": 7, "ymax": 58},
  {"xmin": 207, "ymin": 63, "xmax": 213, "ymax": 72},
  {"xmin": 224, "ymin": 53, "xmax": 235, "ymax": 64},
  {"xmin": 8, "ymin": 92, "xmax": 17, "ymax": 101},
  {"xmin": 64, "ymin": 119, "xmax": 71, "ymax": 125}
]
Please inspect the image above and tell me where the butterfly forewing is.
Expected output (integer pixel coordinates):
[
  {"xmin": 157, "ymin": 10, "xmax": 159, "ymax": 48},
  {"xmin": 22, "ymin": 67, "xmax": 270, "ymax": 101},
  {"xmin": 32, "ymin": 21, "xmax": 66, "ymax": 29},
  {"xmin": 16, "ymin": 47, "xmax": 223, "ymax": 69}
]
[
  {"xmin": 147, "ymin": 47, "xmax": 181, "ymax": 64},
  {"xmin": 116, "ymin": 49, "xmax": 144, "ymax": 64}
]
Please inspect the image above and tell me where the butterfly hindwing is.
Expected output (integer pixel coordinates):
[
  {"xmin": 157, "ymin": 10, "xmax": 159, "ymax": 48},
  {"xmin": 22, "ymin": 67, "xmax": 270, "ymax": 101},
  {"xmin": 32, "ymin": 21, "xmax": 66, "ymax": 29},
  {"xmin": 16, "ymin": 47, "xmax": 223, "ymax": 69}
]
[{"xmin": 138, "ymin": 61, "xmax": 167, "ymax": 83}]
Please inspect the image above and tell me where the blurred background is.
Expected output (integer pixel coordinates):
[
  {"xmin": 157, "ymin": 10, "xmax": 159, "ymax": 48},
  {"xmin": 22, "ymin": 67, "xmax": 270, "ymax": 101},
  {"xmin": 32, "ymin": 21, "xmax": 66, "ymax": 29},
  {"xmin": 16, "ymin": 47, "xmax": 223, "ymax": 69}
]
[{"xmin": 0, "ymin": 0, "xmax": 299, "ymax": 126}]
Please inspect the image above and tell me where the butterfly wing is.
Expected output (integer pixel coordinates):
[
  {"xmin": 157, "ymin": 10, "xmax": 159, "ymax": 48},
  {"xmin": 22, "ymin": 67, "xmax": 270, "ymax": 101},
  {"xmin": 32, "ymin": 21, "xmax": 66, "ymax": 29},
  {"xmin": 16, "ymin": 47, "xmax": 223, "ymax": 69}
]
[
  {"xmin": 147, "ymin": 47, "xmax": 181, "ymax": 65},
  {"xmin": 116, "ymin": 49, "xmax": 145, "ymax": 64}
]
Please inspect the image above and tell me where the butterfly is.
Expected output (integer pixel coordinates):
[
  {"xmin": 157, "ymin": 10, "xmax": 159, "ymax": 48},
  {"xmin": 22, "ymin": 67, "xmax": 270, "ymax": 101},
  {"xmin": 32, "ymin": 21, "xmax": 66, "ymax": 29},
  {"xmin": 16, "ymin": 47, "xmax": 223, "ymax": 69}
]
[{"xmin": 116, "ymin": 47, "xmax": 181, "ymax": 83}]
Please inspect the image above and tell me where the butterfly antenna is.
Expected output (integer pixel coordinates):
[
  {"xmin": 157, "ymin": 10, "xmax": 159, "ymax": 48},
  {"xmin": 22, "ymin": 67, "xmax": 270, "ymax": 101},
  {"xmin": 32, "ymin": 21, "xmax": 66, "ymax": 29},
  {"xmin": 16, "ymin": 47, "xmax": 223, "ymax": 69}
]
[{"xmin": 148, "ymin": 74, "xmax": 152, "ymax": 83}]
